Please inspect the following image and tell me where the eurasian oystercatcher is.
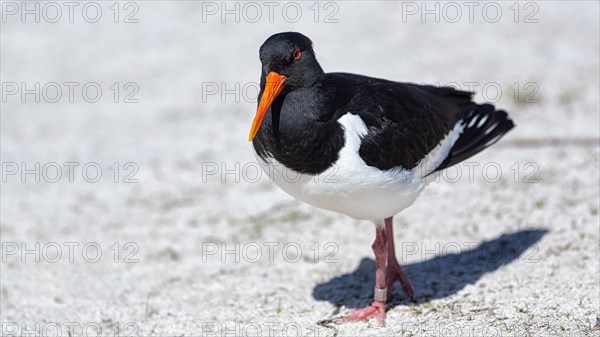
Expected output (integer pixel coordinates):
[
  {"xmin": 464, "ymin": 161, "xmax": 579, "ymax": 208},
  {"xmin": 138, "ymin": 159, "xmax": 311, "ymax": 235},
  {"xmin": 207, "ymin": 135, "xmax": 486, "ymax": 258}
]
[{"xmin": 248, "ymin": 32, "xmax": 515, "ymax": 324}]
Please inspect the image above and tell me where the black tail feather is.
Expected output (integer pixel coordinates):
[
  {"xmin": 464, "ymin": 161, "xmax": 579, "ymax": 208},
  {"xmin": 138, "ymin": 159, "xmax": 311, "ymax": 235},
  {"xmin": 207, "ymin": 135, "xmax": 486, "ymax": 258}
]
[{"xmin": 434, "ymin": 104, "xmax": 515, "ymax": 172}]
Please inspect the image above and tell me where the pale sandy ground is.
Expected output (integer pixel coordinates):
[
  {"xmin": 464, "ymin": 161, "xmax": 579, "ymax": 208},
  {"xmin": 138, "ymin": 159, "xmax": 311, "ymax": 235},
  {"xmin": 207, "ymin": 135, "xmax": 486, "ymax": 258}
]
[{"xmin": 1, "ymin": 1, "xmax": 599, "ymax": 336}]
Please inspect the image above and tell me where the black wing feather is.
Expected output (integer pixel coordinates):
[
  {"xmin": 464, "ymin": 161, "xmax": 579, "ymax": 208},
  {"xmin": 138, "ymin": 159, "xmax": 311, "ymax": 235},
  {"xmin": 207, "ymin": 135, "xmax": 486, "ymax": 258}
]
[
  {"xmin": 434, "ymin": 107, "xmax": 515, "ymax": 172},
  {"xmin": 329, "ymin": 73, "xmax": 514, "ymax": 172}
]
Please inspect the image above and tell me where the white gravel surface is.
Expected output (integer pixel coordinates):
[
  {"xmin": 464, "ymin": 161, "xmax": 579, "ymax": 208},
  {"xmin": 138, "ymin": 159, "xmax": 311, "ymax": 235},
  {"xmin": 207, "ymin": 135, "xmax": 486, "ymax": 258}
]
[{"xmin": 1, "ymin": 1, "xmax": 599, "ymax": 336}]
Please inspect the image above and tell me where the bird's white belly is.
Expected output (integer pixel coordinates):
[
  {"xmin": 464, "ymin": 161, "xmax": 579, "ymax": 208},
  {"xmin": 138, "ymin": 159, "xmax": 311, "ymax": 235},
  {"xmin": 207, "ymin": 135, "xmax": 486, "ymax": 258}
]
[{"xmin": 255, "ymin": 113, "xmax": 462, "ymax": 221}]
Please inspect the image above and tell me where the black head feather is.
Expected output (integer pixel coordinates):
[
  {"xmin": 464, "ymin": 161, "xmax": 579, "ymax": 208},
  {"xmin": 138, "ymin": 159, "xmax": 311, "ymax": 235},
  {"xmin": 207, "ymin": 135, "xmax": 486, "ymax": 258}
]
[{"xmin": 259, "ymin": 32, "xmax": 324, "ymax": 92}]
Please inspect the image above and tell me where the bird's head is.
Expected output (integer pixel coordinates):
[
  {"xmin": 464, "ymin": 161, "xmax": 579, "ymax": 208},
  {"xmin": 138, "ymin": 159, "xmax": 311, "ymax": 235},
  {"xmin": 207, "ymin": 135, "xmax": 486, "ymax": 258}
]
[{"xmin": 248, "ymin": 32, "xmax": 323, "ymax": 141}]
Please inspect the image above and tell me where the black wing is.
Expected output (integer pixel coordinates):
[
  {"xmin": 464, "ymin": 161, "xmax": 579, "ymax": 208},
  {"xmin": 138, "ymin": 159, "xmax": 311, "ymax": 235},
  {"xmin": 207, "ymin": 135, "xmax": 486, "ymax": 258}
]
[{"xmin": 331, "ymin": 73, "xmax": 514, "ymax": 172}]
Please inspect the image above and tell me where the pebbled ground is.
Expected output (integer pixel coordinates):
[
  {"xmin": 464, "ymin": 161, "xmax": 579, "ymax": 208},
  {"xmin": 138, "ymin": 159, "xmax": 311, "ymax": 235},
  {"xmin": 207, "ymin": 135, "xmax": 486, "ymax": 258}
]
[{"xmin": 1, "ymin": 1, "xmax": 599, "ymax": 336}]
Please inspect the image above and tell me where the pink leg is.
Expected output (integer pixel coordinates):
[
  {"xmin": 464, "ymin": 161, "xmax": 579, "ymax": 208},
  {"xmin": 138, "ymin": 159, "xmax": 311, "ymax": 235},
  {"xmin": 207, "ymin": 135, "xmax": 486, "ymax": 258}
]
[
  {"xmin": 342, "ymin": 225, "xmax": 388, "ymax": 324},
  {"xmin": 339, "ymin": 217, "xmax": 414, "ymax": 325},
  {"xmin": 385, "ymin": 217, "xmax": 414, "ymax": 300}
]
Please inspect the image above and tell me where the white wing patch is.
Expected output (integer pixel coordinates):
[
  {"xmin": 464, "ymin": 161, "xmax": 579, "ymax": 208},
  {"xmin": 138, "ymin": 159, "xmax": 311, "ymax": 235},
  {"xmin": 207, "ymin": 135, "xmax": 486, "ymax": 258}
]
[{"xmin": 417, "ymin": 121, "xmax": 465, "ymax": 177}]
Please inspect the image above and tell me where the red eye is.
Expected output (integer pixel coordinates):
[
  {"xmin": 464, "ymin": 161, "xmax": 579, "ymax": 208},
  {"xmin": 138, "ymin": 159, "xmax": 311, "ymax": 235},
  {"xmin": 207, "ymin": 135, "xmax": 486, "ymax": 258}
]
[{"xmin": 293, "ymin": 49, "xmax": 301, "ymax": 60}]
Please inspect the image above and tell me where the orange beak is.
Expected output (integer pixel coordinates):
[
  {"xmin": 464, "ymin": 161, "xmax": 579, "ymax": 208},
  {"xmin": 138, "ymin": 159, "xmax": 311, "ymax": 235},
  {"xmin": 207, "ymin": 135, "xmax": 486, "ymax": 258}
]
[{"xmin": 248, "ymin": 71, "xmax": 287, "ymax": 141}]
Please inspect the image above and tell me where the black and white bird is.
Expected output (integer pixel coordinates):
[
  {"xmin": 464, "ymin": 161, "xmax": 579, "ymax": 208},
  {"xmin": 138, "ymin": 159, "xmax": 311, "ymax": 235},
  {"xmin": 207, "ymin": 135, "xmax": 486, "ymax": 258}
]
[{"xmin": 248, "ymin": 32, "xmax": 514, "ymax": 324}]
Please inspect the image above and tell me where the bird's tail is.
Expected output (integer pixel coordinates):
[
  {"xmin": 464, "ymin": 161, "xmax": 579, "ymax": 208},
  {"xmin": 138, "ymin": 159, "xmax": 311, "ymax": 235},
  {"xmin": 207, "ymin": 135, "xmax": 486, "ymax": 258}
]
[{"xmin": 433, "ymin": 104, "xmax": 515, "ymax": 173}]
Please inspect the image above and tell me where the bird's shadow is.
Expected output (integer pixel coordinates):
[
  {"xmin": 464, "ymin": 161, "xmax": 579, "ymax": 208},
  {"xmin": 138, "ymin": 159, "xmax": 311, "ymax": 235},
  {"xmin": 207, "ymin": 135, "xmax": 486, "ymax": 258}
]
[{"xmin": 312, "ymin": 229, "xmax": 547, "ymax": 309}]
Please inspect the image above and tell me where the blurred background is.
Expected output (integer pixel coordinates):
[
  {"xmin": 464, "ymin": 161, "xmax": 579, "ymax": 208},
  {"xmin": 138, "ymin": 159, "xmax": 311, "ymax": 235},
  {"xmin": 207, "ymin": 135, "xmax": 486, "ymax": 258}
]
[{"xmin": 1, "ymin": 1, "xmax": 598, "ymax": 336}]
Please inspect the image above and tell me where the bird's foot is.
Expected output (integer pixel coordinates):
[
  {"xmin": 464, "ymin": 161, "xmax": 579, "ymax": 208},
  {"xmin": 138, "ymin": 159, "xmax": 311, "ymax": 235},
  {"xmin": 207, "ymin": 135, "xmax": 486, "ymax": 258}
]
[
  {"xmin": 342, "ymin": 301, "xmax": 386, "ymax": 325},
  {"xmin": 387, "ymin": 259, "xmax": 415, "ymax": 301}
]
